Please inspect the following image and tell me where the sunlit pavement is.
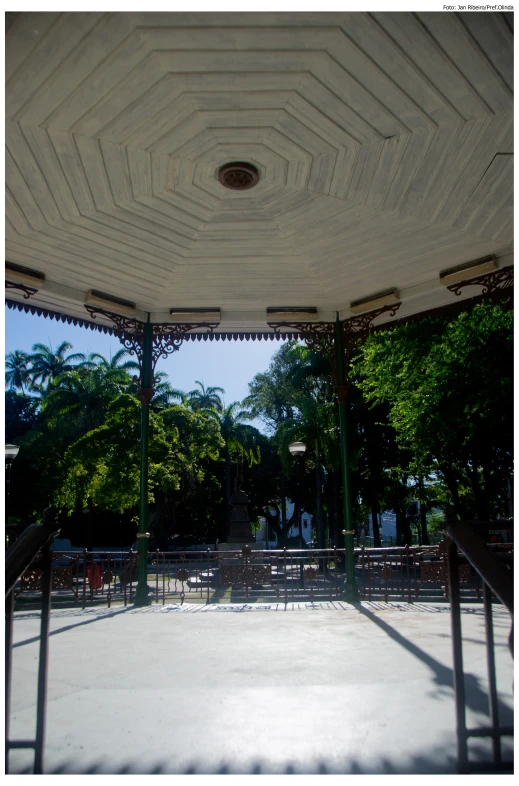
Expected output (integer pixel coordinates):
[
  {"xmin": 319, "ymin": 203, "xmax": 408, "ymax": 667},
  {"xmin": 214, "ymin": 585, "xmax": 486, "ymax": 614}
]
[{"xmin": 8, "ymin": 601, "xmax": 514, "ymax": 774}]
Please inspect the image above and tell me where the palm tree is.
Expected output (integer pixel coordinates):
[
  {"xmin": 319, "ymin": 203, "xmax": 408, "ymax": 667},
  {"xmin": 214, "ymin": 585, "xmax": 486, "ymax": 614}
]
[
  {"xmin": 276, "ymin": 396, "xmax": 336, "ymax": 548},
  {"xmin": 42, "ymin": 364, "xmax": 132, "ymax": 433},
  {"xmin": 85, "ymin": 348, "xmax": 140, "ymax": 373},
  {"xmin": 28, "ymin": 341, "xmax": 86, "ymax": 388},
  {"xmin": 5, "ymin": 350, "xmax": 33, "ymax": 392},
  {"xmin": 187, "ymin": 380, "xmax": 225, "ymax": 413},
  {"xmin": 219, "ymin": 401, "xmax": 261, "ymax": 537},
  {"xmin": 150, "ymin": 372, "xmax": 186, "ymax": 410}
]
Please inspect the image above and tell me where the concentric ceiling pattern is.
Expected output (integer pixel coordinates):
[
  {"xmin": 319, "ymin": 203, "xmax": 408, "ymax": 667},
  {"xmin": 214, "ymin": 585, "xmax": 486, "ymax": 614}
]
[{"xmin": 5, "ymin": 12, "xmax": 514, "ymax": 327}]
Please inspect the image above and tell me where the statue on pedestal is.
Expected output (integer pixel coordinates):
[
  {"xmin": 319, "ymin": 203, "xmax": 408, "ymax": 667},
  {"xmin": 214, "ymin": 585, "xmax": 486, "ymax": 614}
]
[{"xmin": 227, "ymin": 481, "xmax": 255, "ymax": 543}]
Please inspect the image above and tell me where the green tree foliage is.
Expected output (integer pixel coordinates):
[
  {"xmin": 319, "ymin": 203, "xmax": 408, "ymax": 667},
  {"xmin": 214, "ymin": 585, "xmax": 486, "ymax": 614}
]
[
  {"xmin": 353, "ymin": 302, "xmax": 513, "ymax": 519},
  {"xmin": 5, "ymin": 390, "xmax": 40, "ymax": 449},
  {"xmin": 5, "ymin": 350, "xmax": 34, "ymax": 393},
  {"xmin": 187, "ymin": 380, "xmax": 224, "ymax": 413},
  {"xmin": 218, "ymin": 401, "xmax": 262, "ymax": 539},
  {"xmin": 243, "ymin": 342, "xmax": 299, "ymax": 431},
  {"xmin": 28, "ymin": 341, "xmax": 86, "ymax": 388},
  {"xmin": 5, "ymin": 300, "xmax": 512, "ymax": 546},
  {"xmin": 56, "ymin": 396, "xmax": 223, "ymax": 514},
  {"xmin": 245, "ymin": 342, "xmax": 338, "ymax": 546}
]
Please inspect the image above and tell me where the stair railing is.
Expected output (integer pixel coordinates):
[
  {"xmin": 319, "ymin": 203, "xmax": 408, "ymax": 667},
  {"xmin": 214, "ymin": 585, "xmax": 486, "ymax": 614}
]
[
  {"xmin": 5, "ymin": 509, "xmax": 61, "ymax": 774},
  {"xmin": 441, "ymin": 510, "xmax": 513, "ymax": 773}
]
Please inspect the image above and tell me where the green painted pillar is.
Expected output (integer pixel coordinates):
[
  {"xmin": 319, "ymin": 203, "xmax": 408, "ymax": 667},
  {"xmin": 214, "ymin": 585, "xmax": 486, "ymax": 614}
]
[
  {"xmin": 334, "ymin": 314, "xmax": 360, "ymax": 601},
  {"xmin": 134, "ymin": 316, "xmax": 153, "ymax": 607}
]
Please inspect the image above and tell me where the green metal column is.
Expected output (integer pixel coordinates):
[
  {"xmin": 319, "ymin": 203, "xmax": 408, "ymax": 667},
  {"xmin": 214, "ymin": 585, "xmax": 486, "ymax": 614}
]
[
  {"xmin": 334, "ymin": 314, "xmax": 360, "ymax": 601},
  {"xmin": 134, "ymin": 316, "xmax": 153, "ymax": 606}
]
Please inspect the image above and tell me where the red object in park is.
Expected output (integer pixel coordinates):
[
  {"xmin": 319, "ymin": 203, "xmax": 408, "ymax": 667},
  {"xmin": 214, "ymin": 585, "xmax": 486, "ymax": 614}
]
[{"xmin": 86, "ymin": 564, "xmax": 102, "ymax": 590}]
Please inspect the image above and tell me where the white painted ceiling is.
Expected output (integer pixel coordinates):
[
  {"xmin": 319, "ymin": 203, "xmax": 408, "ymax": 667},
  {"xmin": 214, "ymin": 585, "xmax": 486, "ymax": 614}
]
[{"xmin": 5, "ymin": 12, "xmax": 514, "ymax": 331}]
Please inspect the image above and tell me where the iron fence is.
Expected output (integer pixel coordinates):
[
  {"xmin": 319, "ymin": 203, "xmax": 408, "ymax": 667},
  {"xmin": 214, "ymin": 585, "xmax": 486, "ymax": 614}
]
[{"xmin": 13, "ymin": 543, "xmax": 512, "ymax": 609}]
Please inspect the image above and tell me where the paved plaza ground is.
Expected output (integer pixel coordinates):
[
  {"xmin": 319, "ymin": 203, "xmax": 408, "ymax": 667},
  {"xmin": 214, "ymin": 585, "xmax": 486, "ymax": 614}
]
[{"xmin": 8, "ymin": 600, "xmax": 514, "ymax": 775}]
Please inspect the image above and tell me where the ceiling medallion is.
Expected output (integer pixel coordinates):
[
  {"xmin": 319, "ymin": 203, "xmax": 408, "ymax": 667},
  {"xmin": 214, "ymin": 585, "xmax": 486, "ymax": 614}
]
[{"xmin": 218, "ymin": 162, "xmax": 260, "ymax": 190}]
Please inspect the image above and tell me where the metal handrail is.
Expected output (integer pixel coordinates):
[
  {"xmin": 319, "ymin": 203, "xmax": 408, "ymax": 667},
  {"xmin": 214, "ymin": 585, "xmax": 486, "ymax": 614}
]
[
  {"xmin": 441, "ymin": 511, "xmax": 513, "ymax": 773},
  {"xmin": 441, "ymin": 515, "xmax": 513, "ymax": 614},
  {"xmin": 5, "ymin": 511, "xmax": 61, "ymax": 597},
  {"xmin": 5, "ymin": 509, "xmax": 61, "ymax": 775}
]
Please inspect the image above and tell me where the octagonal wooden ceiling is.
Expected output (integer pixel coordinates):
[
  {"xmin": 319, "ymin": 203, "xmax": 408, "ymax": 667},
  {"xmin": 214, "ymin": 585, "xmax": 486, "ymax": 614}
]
[{"xmin": 5, "ymin": 12, "xmax": 514, "ymax": 332}]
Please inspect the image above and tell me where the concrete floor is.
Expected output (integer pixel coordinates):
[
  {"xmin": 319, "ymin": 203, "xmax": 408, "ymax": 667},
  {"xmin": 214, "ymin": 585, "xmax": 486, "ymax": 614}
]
[{"xmin": 7, "ymin": 600, "xmax": 514, "ymax": 775}]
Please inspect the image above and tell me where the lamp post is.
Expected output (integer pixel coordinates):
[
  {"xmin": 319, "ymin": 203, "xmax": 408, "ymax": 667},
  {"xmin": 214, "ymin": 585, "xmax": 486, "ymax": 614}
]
[
  {"xmin": 5, "ymin": 444, "xmax": 20, "ymax": 505},
  {"xmin": 288, "ymin": 441, "xmax": 306, "ymax": 549},
  {"xmin": 134, "ymin": 315, "xmax": 153, "ymax": 607},
  {"xmin": 334, "ymin": 314, "xmax": 360, "ymax": 601},
  {"xmin": 5, "ymin": 444, "xmax": 20, "ymax": 547}
]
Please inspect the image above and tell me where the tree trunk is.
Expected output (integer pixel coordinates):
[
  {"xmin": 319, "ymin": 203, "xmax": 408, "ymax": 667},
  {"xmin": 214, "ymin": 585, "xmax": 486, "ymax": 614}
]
[
  {"xmin": 470, "ymin": 453, "xmax": 485, "ymax": 519},
  {"xmin": 224, "ymin": 448, "xmax": 231, "ymax": 539},
  {"xmin": 280, "ymin": 462, "xmax": 287, "ymax": 533},
  {"xmin": 315, "ymin": 439, "xmax": 324, "ymax": 548},
  {"xmin": 440, "ymin": 462, "xmax": 463, "ymax": 519},
  {"xmin": 418, "ymin": 477, "xmax": 429, "ymax": 545},
  {"xmin": 371, "ymin": 505, "xmax": 381, "ymax": 547},
  {"xmin": 333, "ymin": 470, "xmax": 342, "ymax": 548},
  {"xmin": 396, "ymin": 508, "xmax": 412, "ymax": 547},
  {"xmin": 480, "ymin": 454, "xmax": 492, "ymax": 519}
]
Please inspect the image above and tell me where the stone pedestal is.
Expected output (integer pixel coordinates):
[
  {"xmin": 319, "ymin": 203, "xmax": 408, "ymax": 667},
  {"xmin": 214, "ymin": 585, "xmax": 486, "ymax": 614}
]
[
  {"xmin": 227, "ymin": 486, "xmax": 255, "ymax": 543},
  {"xmin": 217, "ymin": 542, "xmax": 263, "ymax": 565}
]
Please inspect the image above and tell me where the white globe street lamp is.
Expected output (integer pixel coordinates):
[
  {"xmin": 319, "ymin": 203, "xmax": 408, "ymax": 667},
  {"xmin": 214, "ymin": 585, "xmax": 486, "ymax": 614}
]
[
  {"xmin": 5, "ymin": 445, "xmax": 20, "ymax": 536},
  {"xmin": 288, "ymin": 441, "xmax": 307, "ymax": 458},
  {"xmin": 288, "ymin": 442, "xmax": 306, "ymax": 551},
  {"xmin": 5, "ymin": 444, "xmax": 20, "ymax": 464}
]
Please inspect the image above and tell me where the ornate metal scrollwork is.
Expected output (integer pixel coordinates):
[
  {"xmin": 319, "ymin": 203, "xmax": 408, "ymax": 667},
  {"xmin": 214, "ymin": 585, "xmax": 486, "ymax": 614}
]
[
  {"xmin": 85, "ymin": 306, "xmax": 145, "ymax": 365},
  {"xmin": 342, "ymin": 303, "xmax": 401, "ymax": 339},
  {"xmin": 267, "ymin": 321, "xmax": 335, "ymax": 359},
  {"xmin": 5, "ymin": 280, "xmax": 38, "ymax": 299},
  {"xmin": 447, "ymin": 266, "xmax": 513, "ymax": 298},
  {"xmin": 151, "ymin": 322, "xmax": 219, "ymax": 367},
  {"xmin": 268, "ymin": 303, "xmax": 401, "ymax": 387},
  {"xmin": 85, "ymin": 307, "xmax": 220, "ymax": 400}
]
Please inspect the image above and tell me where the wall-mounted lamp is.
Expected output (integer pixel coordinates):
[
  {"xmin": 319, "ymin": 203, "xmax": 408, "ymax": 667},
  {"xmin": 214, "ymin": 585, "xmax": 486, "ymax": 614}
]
[
  {"xmin": 5, "ymin": 262, "xmax": 45, "ymax": 288},
  {"xmin": 86, "ymin": 289, "xmax": 137, "ymax": 316},
  {"xmin": 267, "ymin": 307, "xmax": 318, "ymax": 320},
  {"xmin": 169, "ymin": 308, "xmax": 221, "ymax": 322},
  {"xmin": 439, "ymin": 256, "xmax": 496, "ymax": 286},
  {"xmin": 350, "ymin": 288, "xmax": 400, "ymax": 315}
]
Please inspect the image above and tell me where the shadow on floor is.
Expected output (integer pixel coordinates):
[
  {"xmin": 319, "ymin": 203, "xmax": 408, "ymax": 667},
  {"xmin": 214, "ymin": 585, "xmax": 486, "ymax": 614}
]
[
  {"xmin": 12, "ymin": 606, "xmax": 134, "ymax": 649},
  {"xmin": 355, "ymin": 602, "xmax": 514, "ymax": 723},
  {"xmin": 12, "ymin": 737, "xmax": 513, "ymax": 775}
]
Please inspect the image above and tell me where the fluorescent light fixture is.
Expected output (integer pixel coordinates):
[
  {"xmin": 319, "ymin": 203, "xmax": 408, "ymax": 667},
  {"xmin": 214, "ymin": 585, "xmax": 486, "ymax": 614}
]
[
  {"xmin": 86, "ymin": 290, "xmax": 136, "ymax": 315},
  {"xmin": 5, "ymin": 261, "xmax": 45, "ymax": 287},
  {"xmin": 440, "ymin": 256, "xmax": 496, "ymax": 286},
  {"xmin": 169, "ymin": 308, "xmax": 221, "ymax": 322},
  {"xmin": 267, "ymin": 307, "xmax": 318, "ymax": 320},
  {"xmin": 350, "ymin": 288, "xmax": 400, "ymax": 314}
]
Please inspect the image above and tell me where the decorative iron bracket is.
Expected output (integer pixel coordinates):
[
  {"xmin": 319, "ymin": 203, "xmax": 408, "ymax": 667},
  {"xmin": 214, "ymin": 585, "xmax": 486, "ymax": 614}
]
[
  {"xmin": 5, "ymin": 280, "xmax": 38, "ymax": 300},
  {"xmin": 447, "ymin": 266, "xmax": 513, "ymax": 298},
  {"xmin": 85, "ymin": 305, "xmax": 145, "ymax": 365},
  {"xmin": 342, "ymin": 303, "xmax": 401, "ymax": 340},
  {"xmin": 268, "ymin": 302, "xmax": 401, "ymax": 383},
  {"xmin": 85, "ymin": 306, "xmax": 219, "ymax": 380},
  {"xmin": 267, "ymin": 321, "xmax": 335, "ymax": 359},
  {"xmin": 151, "ymin": 322, "xmax": 219, "ymax": 368}
]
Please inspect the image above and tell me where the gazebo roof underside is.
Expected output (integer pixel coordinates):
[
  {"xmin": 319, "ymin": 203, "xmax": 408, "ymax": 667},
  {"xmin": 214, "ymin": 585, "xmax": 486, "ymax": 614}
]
[{"xmin": 5, "ymin": 12, "xmax": 514, "ymax": 334}]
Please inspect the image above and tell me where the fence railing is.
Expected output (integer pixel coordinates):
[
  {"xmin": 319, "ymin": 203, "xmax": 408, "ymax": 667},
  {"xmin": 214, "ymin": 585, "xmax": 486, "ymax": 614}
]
[{"xmin": 12, "ymin": 542, "xmax": 512, "ymax": 609}]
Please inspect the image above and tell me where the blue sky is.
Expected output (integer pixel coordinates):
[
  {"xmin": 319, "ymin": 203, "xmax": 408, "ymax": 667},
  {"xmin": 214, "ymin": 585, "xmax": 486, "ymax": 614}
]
[{"xmin": 4, "ymin": 306, "xmax": 284, "ymax": 410}]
